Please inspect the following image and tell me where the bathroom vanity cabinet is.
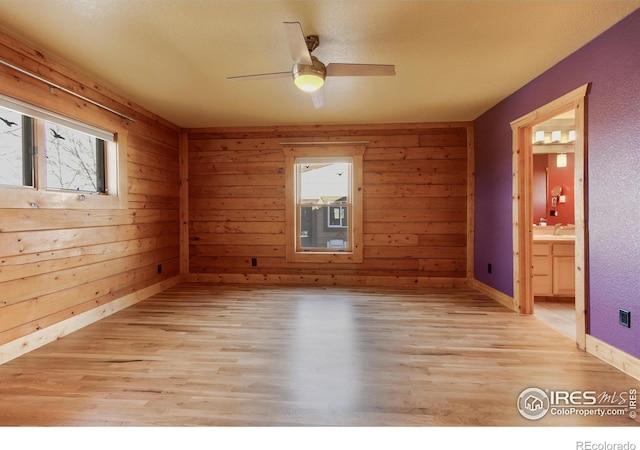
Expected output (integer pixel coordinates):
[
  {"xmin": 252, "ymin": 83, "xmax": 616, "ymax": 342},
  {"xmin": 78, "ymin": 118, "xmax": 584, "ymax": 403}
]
[{"xmin": 532, "ymin": 238, "xmax": 575, "ymax": 297}]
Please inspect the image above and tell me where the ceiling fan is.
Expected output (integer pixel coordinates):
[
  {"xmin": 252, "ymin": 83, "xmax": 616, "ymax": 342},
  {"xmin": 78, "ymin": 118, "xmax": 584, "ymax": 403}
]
[{"xmin": 227, "ymin": 22, "xmax": 396, "ymax": 109}]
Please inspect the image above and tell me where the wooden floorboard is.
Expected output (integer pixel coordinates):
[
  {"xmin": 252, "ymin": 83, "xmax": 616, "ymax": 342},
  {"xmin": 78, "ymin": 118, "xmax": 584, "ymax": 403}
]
[{"xmin": 0, "ymin": 283, "xmax": 637, "ymax": 426}]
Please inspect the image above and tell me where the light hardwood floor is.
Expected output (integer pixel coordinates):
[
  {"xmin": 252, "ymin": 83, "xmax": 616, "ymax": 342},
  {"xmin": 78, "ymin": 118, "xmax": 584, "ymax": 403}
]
[
  {"xmin": 534, "ymin": 298, "xmax": 576, "ymax": 339},
  {"xmin": 0, "ymin": 283, "xmax": 637, "ymax": 426}
]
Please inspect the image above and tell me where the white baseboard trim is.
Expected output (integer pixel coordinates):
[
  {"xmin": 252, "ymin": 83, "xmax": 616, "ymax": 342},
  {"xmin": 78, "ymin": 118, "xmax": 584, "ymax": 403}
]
[
  {"xmin": 472, "ymin": 279, "xmax": 516, "ymax": 311},
  {"xmin": 0, "ymin": 275, "xmax": 183, "ymax": 366},
  {"xmin": 586, "ymin": 334, "xmax": 640, "ymax": 381}
]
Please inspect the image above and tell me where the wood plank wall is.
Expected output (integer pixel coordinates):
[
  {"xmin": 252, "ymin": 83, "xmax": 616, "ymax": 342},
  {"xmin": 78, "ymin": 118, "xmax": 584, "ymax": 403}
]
[
  {"xmin": 187, "ymin": 123, "xmax": 471, "ymax": 286},
  {"xmin": 0, "ymin": 31, "xmax": 181, "ymax": 347}
]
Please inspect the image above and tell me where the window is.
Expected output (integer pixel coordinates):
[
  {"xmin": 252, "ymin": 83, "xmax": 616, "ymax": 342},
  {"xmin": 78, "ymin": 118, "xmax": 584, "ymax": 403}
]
[
  {"xmin": 44, "ymin": 121, "xmax": 106, "ymax": 193},
  {"xmin": 284, "ymin": 146, "xmax": 364, "ymax": 263},
  {"xmin": 0, "ymin": 94, "xmax": 123, "ymax": 209},
  {"xmin": 328, "ymin": 204, "xmax": 348, "ymax": 228},
  {"xmin": 0, "ymin": 108, "xmax": 32, "ymax": 187}
]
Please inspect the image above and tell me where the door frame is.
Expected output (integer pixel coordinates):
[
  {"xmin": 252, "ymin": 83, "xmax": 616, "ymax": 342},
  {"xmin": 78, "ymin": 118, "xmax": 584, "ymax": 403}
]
[{"xmin": 510, "ymin": 84, "xmax": 589, "ymax": 349}]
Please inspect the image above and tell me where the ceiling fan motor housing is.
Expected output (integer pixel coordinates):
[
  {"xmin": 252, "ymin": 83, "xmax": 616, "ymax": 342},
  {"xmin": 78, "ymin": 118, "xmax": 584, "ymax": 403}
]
[{"xmin": 292, "ymin": 56, "xmax": 326, "ymax": 92}]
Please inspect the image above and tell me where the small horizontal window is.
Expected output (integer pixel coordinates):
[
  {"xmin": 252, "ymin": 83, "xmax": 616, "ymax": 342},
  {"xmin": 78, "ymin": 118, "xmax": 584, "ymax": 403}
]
[{"xmin": 0, "ymin": 94, "xmax": 123, "ymax": 209}]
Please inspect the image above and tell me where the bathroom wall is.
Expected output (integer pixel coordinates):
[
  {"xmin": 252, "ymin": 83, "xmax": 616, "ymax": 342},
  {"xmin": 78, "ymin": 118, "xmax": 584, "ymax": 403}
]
[
  {"xmin": 533, "ymin": 153, "xmax": 575, "ymax": 227},
  {"xmin": 474, "ymin": 9, "xmax": 640, "ymax": 357},
  {"xmin": 532, "ymin": 155, "xmax": 548, "ymax": 224},
  {"xmin": 545, "ymin": 153, "xmax": 574, "ymax": 226}
]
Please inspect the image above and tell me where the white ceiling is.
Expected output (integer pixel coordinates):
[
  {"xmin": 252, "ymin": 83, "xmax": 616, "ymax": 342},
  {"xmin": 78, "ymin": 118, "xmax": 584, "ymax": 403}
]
[{"xmin": 0, "ymin": 1, "xmax": 638, "ymax": 128}]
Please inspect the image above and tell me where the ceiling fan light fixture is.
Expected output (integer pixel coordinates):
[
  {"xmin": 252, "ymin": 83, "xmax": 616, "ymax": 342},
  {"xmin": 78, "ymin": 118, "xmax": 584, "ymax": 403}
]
[
  {"xmin": 294, "ymin": 73, "xmax": 324, "ymax": 92},
  {"xmin": 293, "ymin": 58, "xmax": 326, "ymax": 92}
]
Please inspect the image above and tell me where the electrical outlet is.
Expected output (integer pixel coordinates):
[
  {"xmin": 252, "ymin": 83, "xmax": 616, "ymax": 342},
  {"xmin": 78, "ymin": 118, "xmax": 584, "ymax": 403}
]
[
  {"xmin": 487, "ymin": 263, "xmax": 492, "ymax": 274},
  {"xmin": 619, "ymin": 309, "xmax": 631, "ymax": 328}
]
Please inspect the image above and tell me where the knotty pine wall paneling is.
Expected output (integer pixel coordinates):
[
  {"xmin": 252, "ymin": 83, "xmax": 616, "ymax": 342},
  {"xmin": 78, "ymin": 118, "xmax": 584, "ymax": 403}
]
[
  {"xmin": 0, "ymin": 30, "xmax": 181, "ymax": 351},
  {"xmin": 187, "ymin": 124, "xmax": 471, "ymax": 287}
]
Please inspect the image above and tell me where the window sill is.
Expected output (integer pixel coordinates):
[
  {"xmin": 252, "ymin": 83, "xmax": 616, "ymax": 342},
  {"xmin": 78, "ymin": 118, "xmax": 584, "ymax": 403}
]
[
  {"xmin": 287, "ymin": 248, "xmax": 363, "ymax": 264},
  {"xmin": 0, "ymin": 186, "xmax": 125, "ymax": 210}
]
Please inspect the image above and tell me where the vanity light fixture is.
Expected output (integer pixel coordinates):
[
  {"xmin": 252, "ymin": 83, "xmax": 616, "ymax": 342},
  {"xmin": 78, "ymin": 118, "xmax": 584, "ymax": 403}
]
[
  {"xmin": 551, "ymin": 130, "xmax": 562, "ymax": 143},
  {"xmin": 533, "ymin": 130, "xmax": 545, "ymax": 143},
  {"xmin": 568, "ymin": 130, "xmax": 576, "ymax": 142},
  {"xmin": 556, "ymin": 153, "xmax": 567, "ymax": 168}
]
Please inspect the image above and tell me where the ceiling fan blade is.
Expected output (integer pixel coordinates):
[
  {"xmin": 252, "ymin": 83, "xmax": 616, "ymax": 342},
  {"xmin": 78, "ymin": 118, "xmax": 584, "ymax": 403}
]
[
  {"xmin": 311, "ymin": 88, "xmax": 325, "ymax": 109},
  {"xmin": 227, "ymin": 71, "xmax": 292, "ymax": 81},
  {"xmin": 284, "ymin": 22, "xmax": 313, "ymax": 65},
  {"xmin": 326, "ymin": 63, "xmax": 396, "ymax": 77}
]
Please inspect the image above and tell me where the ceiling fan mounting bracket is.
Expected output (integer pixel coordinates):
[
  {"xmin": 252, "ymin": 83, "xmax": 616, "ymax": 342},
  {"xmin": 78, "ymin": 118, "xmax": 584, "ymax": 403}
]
[{"xmin": 305, "ymin": 35, "xmax": 319, "ymax": 53}]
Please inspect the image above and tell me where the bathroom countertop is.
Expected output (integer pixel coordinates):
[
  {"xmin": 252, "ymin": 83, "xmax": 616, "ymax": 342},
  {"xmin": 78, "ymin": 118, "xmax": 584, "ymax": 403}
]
[{"xmin": 533, "ymin": 234, "xmax": 575, "ymax": 242}]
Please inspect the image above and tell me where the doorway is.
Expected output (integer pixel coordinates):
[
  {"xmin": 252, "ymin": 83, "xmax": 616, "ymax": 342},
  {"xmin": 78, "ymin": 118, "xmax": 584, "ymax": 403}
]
[
  {"xmin": 510, "ymin": 84, "xmax": 588, "ymax": 349},
  {"xmin": 531, "ymin": 111, "xmax": 577, "ymax": 338}
]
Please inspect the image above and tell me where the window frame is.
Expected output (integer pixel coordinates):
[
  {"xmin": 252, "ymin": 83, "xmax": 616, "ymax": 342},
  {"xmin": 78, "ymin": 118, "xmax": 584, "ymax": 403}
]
[
  {"xmin": 0, "ymin": 94, "xmax": 126, "ymax": 210},
  {"xmin": 284, "ymin": 145, "xmax": 364, "ymax": 264}
]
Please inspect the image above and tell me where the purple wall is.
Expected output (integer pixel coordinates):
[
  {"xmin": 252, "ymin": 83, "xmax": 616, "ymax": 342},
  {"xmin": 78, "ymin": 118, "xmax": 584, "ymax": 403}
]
[{"xmin": 474, "ymin": 9, "xmax": 640, "ymax": 357}]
